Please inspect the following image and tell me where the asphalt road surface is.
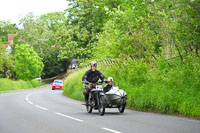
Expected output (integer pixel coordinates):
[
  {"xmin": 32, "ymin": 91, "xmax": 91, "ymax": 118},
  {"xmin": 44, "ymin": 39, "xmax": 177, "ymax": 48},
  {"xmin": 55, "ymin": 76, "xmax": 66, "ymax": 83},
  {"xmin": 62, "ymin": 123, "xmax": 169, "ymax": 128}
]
[{"xmin": 0, "ymin": 85, "xmax": 199, "ymax": 133}]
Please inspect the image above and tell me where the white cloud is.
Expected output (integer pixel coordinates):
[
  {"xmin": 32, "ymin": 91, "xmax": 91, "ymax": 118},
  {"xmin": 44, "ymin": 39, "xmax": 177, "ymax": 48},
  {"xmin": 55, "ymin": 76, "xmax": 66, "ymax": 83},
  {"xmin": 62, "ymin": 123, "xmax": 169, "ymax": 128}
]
[{"xmin": 0, "ymin": 0, "xmax": 68, "ymax": 24}]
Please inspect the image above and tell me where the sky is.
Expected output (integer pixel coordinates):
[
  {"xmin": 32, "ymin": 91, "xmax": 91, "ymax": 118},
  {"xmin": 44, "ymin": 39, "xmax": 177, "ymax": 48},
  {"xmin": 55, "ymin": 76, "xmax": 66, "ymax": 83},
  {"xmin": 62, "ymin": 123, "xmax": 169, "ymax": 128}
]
[{"xmin": 0, "ymin": 0, "xmax": 69, "ymax": 24}]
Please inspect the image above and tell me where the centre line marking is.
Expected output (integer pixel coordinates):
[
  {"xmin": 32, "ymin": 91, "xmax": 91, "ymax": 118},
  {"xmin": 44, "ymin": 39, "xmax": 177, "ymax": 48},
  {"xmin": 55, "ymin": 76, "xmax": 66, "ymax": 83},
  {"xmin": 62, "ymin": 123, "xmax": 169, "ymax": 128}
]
[
  {"xmin": 102, "ymin": 128, "xmax": 122, "ymax": 133},
  {"xmin": 28, "ymin": 101, "xmax": 33, "ymax": 105},
  {"xmin": 56, "ymin": 112, "xmax": 83, "ymax": 122},
  {"xmin": 35, "ymin": 105, "xmax": 48, "ymax": 110}
]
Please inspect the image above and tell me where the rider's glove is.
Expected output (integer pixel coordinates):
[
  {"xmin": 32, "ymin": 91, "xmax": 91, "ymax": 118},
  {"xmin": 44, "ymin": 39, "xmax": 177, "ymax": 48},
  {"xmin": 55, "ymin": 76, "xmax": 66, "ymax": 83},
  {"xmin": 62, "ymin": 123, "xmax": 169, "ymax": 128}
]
[
  {"xmin": 103, "ymin": 78, "xmax": 108, "ymax": 83},
  {"xmin": 83, "ymin": 80, "xmax": 89, "ymax": 84},
  {"xmin": 105, "ymin": 80, "xmax": 109, "ymax": 84}
]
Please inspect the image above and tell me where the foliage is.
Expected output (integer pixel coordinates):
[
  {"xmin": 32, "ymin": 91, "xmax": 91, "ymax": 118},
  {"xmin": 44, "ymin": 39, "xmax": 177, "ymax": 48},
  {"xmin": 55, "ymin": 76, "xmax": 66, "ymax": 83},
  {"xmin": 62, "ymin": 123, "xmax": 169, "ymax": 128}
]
[
  {"xmin": 63, "ymin": 68, "xmax": 87, "ymax": 100},
  {"xmin": 41, "ymin": 47, "xmax": 69, "ymax": 79},
  {"xmin": 0, "ymin": 45, "xmax": 15, "ymax": 78},
  {"xmin": 19, "ymin": 13, "xmax": 51, "ymax": 55},
  {"xmin": 0, "ymin": 20, "xmax": 18, "ymax": 42},
  {"xmin": 58, "ymin": 41, "xmax": 88, "ymax": 62},
  {"xmin": 14, "ymin": 44, "xmax": 44, "ymax": 80},
  {"xmin": 56, "ymin": 0, "xmax": 96, "ymax": 62},
  {"xmin": 18, "ymin": 12, "xmax": 73, "ymax": 78},
  {"xmin": 57, "ymin": 0, "xmax": 122, "ymax": 62},
  {"xmin": 18, "ymin": 12, "xmax": 66, "ymax": 55},
  {"xmin": 93, "ymin": 0, "xmax": 200, "ymax": 60},
  {"xmin": 13, "ymin": 31, "xmax": 23, "ymax": 46},
  {"xmin": 0, "ymin": 41, "xmax": 10, "ymax": 44},
  {"xmin": 0, "ymin": 78, "xmax": 46, "ymax": 92}
]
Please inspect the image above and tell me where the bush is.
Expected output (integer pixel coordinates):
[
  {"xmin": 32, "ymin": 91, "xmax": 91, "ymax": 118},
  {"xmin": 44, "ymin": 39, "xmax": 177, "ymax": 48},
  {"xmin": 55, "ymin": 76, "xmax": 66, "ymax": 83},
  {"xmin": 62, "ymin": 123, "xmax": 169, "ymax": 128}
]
[
  {"xmin": 0, "ymin": 41, "xmax": 10, "ymax": 44},
  {"xmin": 14, "ymin": 44, "xmax": 44, "ymax": 80}
]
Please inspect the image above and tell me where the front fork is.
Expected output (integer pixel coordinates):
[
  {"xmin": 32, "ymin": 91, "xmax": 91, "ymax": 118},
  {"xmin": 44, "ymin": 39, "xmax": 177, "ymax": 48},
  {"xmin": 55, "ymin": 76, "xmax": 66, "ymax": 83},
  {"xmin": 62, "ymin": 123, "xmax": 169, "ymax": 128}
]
[
  {"xmin": 90, "ymin": 92, "xmax": 105, "ymax": 107},
  {"xmin": 96, "ymin": 92, "xmax": 105, "ymax": 106}
]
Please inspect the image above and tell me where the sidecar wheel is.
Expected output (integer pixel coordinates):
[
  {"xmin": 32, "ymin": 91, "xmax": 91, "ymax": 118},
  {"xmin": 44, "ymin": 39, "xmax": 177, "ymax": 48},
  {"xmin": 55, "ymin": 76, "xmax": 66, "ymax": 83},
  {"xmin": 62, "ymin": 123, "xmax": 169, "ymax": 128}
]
[{"xmin": 118, "ymin": 104, "xmax": 126, "ymax": 113}]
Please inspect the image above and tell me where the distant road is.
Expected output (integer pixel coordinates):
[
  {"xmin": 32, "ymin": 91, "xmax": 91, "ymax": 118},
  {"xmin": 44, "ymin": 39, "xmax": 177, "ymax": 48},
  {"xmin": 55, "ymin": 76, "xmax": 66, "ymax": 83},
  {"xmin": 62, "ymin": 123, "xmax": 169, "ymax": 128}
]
[{"xmin": 0, "ymin": 85, "xmax": 199, "ymax": 133}]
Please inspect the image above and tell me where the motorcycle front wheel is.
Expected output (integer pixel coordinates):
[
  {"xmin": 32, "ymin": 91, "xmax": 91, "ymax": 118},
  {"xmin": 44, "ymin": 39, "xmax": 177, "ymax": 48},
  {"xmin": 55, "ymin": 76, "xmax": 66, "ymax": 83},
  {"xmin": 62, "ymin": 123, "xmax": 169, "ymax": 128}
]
[
  {"xmin": 98, "ymin": 95, "xmax": 106, "ymax": 116},
  {"xmin": 87, "ymin": 104, "xmax": 93, "ymax": 113}
]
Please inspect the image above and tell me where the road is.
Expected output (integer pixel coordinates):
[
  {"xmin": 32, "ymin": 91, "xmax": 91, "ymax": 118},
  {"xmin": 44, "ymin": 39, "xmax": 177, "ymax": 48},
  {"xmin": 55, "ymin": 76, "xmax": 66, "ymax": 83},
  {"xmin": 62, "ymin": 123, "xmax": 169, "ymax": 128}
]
[{"xmin": 0, "ymin": 85, "xmax": 199, "ymax": 133}]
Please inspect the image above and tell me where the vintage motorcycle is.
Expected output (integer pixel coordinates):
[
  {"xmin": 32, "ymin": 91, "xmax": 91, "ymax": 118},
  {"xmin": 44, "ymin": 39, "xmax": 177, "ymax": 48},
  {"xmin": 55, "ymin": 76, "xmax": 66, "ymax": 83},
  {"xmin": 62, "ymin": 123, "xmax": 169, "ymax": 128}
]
[
  {"xmin": 83, "ymin": 81, "xmax": 127, "ymax": 116},
  {"xmin": 83, "ymin": 82, "xmax": 106, "ymax": 116}
]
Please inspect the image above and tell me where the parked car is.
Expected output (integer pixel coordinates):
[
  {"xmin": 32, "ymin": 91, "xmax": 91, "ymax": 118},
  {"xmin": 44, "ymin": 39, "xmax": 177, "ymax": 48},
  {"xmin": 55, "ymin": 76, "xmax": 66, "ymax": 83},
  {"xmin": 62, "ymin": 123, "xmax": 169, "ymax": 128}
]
[{"xmin": 52, "ymin": 79, "xmax": 64, "ymax": 90}]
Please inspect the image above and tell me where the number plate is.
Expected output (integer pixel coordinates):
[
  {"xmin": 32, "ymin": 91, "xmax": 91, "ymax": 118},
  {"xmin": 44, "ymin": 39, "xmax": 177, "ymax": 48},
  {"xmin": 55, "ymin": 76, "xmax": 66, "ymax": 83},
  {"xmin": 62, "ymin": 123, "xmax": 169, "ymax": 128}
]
[{"xmin": 96, "ymin": 85, "xmax": 103, "ymax": 91}]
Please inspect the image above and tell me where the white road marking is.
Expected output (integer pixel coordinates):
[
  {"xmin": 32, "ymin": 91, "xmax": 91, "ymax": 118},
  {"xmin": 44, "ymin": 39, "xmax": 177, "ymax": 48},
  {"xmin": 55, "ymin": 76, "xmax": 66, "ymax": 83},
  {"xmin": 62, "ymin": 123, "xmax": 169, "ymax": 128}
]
[
  {"xmin": 26, "ymin": 93, "xmax": 34, "ymax": 105},
  {"xmin": 28, "ymin": 101, "xmax": 33, "ymax": 105},
  {"xmin": 56, "ymin": 112, "xmax": 83, "ymax": 122},
  {"xmin": 35, "ymin": 105, "xmax": 48, "ymax": 111},
  {"xmin": 102, "ymin": 128, "xmax": 122, "ymax": 133},
  {"xmin": 26, "ymin": 93, "xmax": 33, "ymax": 101}
]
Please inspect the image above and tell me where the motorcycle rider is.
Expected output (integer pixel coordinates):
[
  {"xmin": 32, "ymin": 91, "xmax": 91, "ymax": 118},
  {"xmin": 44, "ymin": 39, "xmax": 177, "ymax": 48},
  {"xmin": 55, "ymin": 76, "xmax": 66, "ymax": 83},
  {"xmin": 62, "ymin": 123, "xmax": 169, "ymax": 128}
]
[
  {"xmin": 82, "ymin": 61, "xmax": 107, "ymax": 105},
  {"xmin": 103, "ymin": 77, "xmax": 113, "ymax": 93}
]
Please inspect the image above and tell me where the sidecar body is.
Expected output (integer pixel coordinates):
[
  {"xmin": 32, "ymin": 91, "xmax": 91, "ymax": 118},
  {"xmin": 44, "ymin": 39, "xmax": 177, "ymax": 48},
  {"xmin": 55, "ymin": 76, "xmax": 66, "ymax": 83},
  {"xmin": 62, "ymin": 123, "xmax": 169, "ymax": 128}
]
[{"xmin": 104, "ymin": 86, "xmax": 127, "ymax": 106}]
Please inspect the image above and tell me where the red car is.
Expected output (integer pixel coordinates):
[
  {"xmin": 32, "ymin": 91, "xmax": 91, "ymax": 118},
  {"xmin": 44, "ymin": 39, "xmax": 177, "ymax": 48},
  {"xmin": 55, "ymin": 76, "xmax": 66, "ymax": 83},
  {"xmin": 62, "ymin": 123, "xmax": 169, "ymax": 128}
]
[{"xmin": 52, "ymin": 80, "xmax": 64, "ymax": 90}]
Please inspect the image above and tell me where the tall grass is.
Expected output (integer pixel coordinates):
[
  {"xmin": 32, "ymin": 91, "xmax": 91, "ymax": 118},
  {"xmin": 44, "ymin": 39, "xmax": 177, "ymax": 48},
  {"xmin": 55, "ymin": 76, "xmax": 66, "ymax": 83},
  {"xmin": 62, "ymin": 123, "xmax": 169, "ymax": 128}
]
[
  {"xmin": 63, "ymin": 55, "xmax": 200, "ymax": 117},
  {"xmin": 0, "ymin": 78, "xmax": 46, "ymax": 92},
  {"xmin": 63, "ymin": 68, "xmax": 87, "ymax": 100}
]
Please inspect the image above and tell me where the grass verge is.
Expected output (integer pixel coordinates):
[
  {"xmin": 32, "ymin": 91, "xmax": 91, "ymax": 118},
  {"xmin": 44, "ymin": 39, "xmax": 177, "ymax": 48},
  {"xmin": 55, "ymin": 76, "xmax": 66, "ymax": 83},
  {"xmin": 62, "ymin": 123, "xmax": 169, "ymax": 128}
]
[{"xmin": 0, "ymin": 78, "xmax": 46, "ymax": 93}]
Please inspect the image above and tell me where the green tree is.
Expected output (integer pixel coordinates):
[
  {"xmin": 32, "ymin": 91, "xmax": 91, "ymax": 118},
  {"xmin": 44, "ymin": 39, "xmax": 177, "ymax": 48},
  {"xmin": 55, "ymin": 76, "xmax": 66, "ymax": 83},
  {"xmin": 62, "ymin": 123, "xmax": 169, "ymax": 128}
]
[
  {"xmin": 58, "ymin": 41, "xmax": 87, "ymax": 61},
  {"xmin": 0, "ymin": 45, "xmax": 15, "ymax": 78},
  {"xmin": 93, "ymin": 0, "xmax": 200, "ymax": 60},
  {"xmin": 18, "ymin": 12, "xmax": 68, "ymax": 53},
  {"xmin": 41, "ymin": 47, "xmax": 69, "ymax": 79},
  {"xmin": 18, "ymin": 12, "xmax": 71, "ymax": 78},
  {"xmin": 0, "ymin": 20, "xmax": 18, "ymax": 44},
  {"xmin": 19, "ymin": 13, "xmax": 53, "ymax": 55},
  {"xmin": 14, "ymin": 44, "xmax": 44, "ymax": 80},
  {"xmin": 57, "ymin": 0, "xmax": 121, "ymax": 62}
]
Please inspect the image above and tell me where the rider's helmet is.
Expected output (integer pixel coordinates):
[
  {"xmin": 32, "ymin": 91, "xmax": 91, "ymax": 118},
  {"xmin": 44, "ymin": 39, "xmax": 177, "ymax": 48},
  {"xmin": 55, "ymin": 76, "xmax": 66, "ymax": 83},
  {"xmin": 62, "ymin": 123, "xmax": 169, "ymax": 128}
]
[
  {"xmin": 107, "ymin": 77, "xmax": 113, "ymax": 85},
  {"xmin": 107, "ymin": 77, "xmax": 113, "ymax": 82},
  {"xmin": 91, "ymin": 61, "xmax": 97, "ymax": 67}
]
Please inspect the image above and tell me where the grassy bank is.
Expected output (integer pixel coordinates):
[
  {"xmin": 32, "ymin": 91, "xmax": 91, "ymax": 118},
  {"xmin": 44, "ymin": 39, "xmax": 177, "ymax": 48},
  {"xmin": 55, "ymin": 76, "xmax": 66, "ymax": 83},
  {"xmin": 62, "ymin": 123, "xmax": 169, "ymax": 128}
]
[
  {"xmin": 0, "ymin": 78, "xmax": 46, "ymax": 93},
  {"xmin": 63, "ymin": 68, "xmax": 87, "ymax": 100},
  {"xmin": 63, "ymin": 56, "xmax": 200, "ymax": 118}
]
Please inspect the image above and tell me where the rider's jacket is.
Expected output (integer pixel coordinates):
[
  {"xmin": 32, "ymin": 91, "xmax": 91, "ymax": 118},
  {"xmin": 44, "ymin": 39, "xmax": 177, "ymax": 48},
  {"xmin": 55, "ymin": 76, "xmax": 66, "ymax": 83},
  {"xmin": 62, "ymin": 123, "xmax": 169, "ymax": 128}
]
[{"xmin": 82, "ymin": 69, "xmax": 106, "ymax": 84}]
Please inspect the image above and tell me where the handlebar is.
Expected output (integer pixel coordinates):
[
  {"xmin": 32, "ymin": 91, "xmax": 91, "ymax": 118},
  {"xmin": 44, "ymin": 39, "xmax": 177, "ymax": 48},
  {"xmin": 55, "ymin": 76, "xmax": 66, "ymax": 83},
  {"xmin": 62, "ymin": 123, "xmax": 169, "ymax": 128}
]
[{"xmin": 83, "ymin": 81, "xmax": 106, "ymax": 85}]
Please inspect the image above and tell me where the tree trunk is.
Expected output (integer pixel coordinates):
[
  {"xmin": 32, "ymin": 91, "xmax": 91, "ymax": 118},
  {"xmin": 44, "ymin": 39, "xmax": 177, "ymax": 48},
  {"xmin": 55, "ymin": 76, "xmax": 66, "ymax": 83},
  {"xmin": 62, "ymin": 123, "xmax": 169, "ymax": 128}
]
[
  {"xmin": 196, "ymin": 45, "xmax": 199, "ymax": 56},
  {"xmin": 175, "ymin": 44, "xmax": 183, "ymax": 61}
]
